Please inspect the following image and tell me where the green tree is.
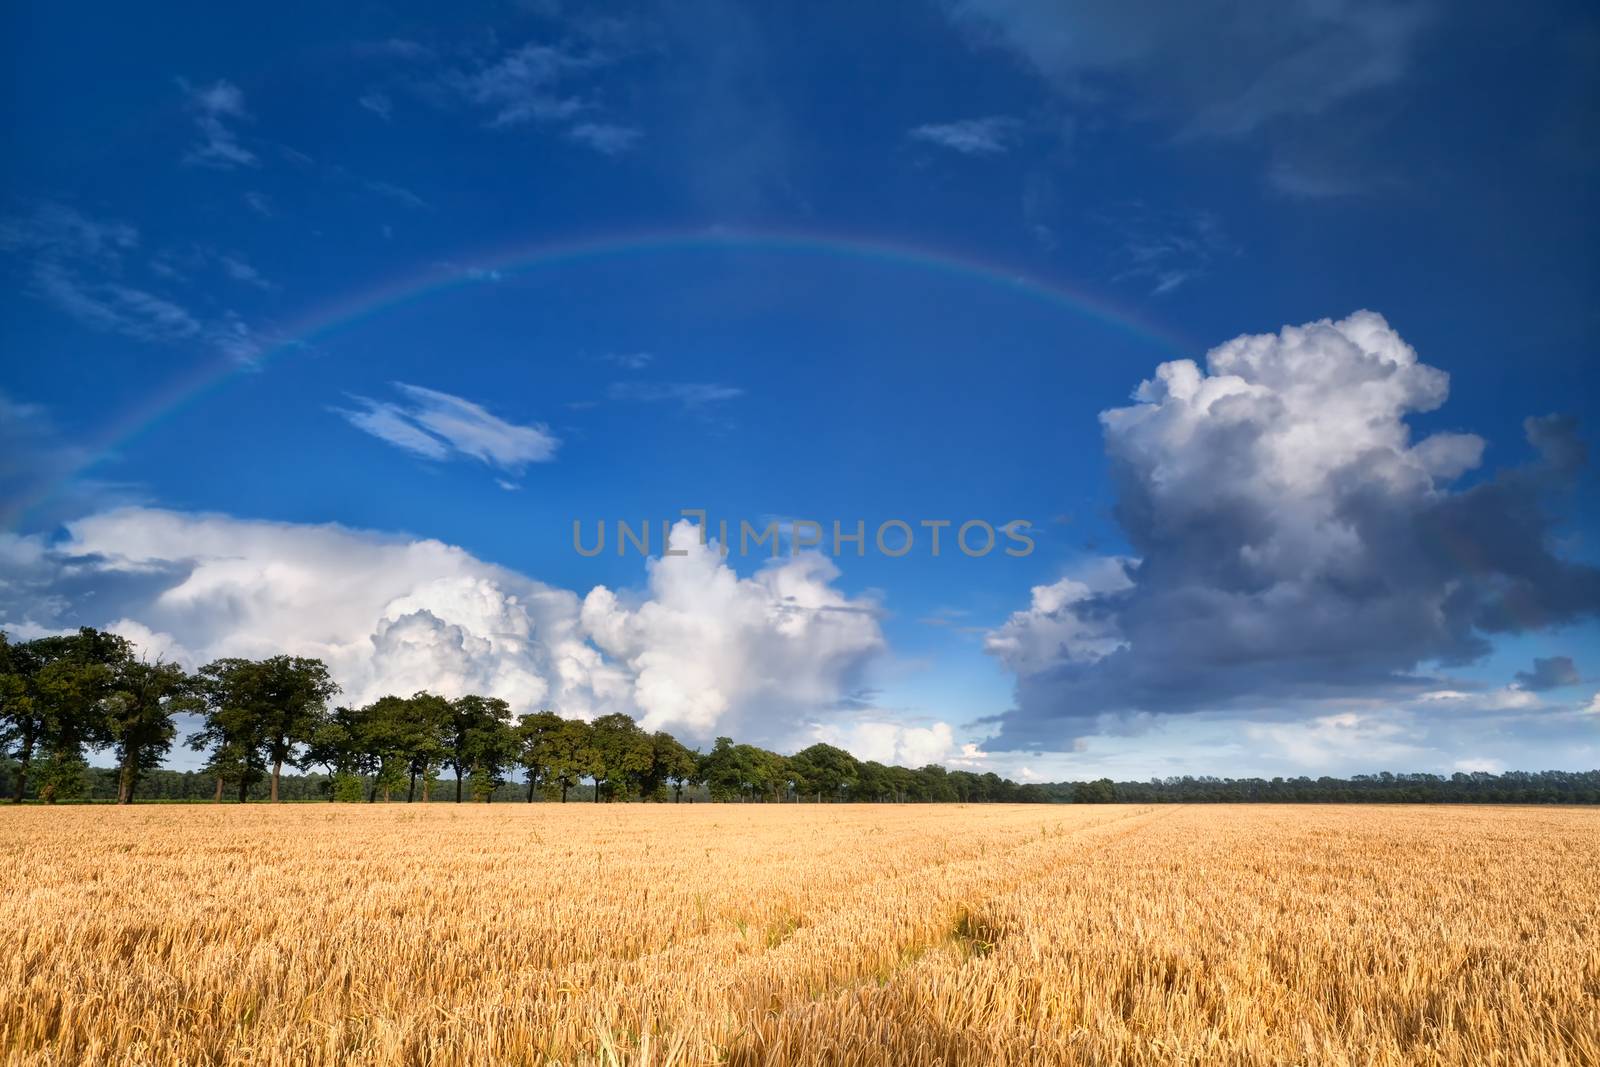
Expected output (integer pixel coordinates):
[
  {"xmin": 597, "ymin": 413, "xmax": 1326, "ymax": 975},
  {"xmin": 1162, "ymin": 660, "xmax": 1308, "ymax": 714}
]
[
  {"xmin": 191, "ymin": 659, "xmax": 268, "ymax": 802},
  {"xmin": 698, "ymin": 737, "xmax": 744, "ymax": 802},
  {"xmin": 359, "ymin": 695, "xmax": 420, "ymax": 802},
  {"xmin": 1072, "ymin": 778, "xmax": 1117, "ymax": 804},
  {"xmin": 0, "ymin": 632, "xmax": 41, "ymax": 803},
  {"xmin": 541, "ymin": 717, "xmax": 592, "ymax": 802},
  {"xmin": 789, "ymin": 743, "xmax": 860, "ymax": 803},
  {"xmin": 29, "ymin": 628, "xmax": 131, "ymax": 802},
  {"xmin": 194, "ymin": 656, "xmax": 337, "ymax": 803},
  {"xmin": 446, "ymin": 695, "xmax": 515, "ymax": 802},
  {"xmin": 587, "ymin": 712, "xmax": 651, "ymax": 802},
  {"xmin": 254, "ymin": 656, "xmax": 339, "ymax": 803},
  {"xmin": 516, "ymin": 710, "xmax": 567, "ymax": 801},
  {"xmin": 103, "ymin": 658, "xmax": 197, "ymax": 804},
  {"xmin": 298, "ymin": 704, "xmax": 369, "ymax": 800},
  {"xmin": 401, "ymin": 692, "xmax": 451, "ymax": 801},
  {"xmin": 642, "ymin": 731, "xmax": 699, "ymax": 802}
]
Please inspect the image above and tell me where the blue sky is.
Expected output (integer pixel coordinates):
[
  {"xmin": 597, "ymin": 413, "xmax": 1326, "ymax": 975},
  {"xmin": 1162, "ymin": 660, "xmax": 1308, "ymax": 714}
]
[{"xmin": 2, "ymin": 0, "xmax": 1597, "ymax": 779}]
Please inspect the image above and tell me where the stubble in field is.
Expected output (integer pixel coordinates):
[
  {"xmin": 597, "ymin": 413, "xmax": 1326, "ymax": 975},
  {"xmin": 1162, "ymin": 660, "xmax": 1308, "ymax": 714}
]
[{"xmin": 2, "ymin": 803, "xmax": 1596, "ymax": 1065}]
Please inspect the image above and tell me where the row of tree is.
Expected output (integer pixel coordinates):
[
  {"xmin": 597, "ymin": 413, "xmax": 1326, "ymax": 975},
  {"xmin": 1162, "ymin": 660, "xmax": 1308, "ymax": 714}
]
[
  {"xmin": 6, "ymin": 629, "xmax": 1596, "ymax": 806},
  {"xmin": 0, "ymin": 628, "xmax": 1047, "ymax": 804},
  {"xmin": 1042, "ymin": 770, "xmax": 1600, "ymax": 805}
]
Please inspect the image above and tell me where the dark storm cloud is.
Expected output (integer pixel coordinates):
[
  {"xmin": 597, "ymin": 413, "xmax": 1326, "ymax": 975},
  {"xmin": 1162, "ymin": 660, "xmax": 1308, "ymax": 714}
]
[
  {"xmin": 986, "ymin": 312, "xmax": 1600, "ymax": 749},
  {"xmin": 1514, "ymin": 656, "xmax": 1581, "ymax": 692}
]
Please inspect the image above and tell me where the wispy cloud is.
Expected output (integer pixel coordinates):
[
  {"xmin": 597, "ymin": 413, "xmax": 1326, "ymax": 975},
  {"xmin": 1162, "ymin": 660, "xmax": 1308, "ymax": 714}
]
[
  {"xmin": 0, "ymin": 391, "xmax": 146, "ymax": 529},
  {"xmin": 1104, "ymin": 205, "xmax": 1236, "ymax": 296},
  {"xmin": 335, "ymin": 383, "xmax": 559, "ymax": 473},
  {"xmin": 150, "ymin": 246, "xmax": 273, "ymax": 291},
  {"xmin": 600, "ymin": 352, "xmax": 654, "ymax": 369},
  {"xmin": 179, "ymin": 79, "xmax": 256, "ymax": 169},
  {"xmin": 362, "ymin": 178, "xmax": 427, "ymax": 209},
  {"xmin": 607, "ymin": 381, "xmax": 744, "ymax": 410},
  {"xmin": 358, "ymin": 91, "xmax": 393, "ymax": 120},
  {"xmin": 908, "ymin": 116, "xmax": 1020, "ymax": 156},
  {"xmin": 353, "ymin": 38, "xmax": 434, "ymax": 62},
  {"xmin": 448, "ymin": 43, "xmax": 598, "ymax": 128},
  {"xmin": 568, "ymin": 122, "xmax": 642, "ymax": 155},
  {"xmin": 1266, "ymin": 159, "xmax": 1370, "ymax": 199},
  {"xmin": 419, "ymin": 33, "xmax": 642, "ymax": 154},
  {"xmin": 0, "ymin": 203, "xmax": 263, "ymax": 361}
]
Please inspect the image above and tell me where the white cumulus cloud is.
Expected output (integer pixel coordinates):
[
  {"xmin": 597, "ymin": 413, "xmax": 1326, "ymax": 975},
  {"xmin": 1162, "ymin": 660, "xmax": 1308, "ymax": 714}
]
[
  {"xmin": 0, "ymin": 510, "xmax": 888, "ymax": 752},
  {"xmin": 581, "ymin": 521, "xmax": 885, "ymax": 740}
]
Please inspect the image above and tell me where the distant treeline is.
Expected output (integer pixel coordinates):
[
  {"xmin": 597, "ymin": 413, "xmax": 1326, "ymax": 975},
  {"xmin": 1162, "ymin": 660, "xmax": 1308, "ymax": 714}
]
[
  {"xmin": 1037, "ymin": 770, "xmax": 1600, "ymax": 805},
  {"xmin": 4, "ymin": 628, "xmax": 1596, "ymax": 806},
  {"xmin": 4, "ymin": 764, "xmax": 1597, "ymax": 806}
]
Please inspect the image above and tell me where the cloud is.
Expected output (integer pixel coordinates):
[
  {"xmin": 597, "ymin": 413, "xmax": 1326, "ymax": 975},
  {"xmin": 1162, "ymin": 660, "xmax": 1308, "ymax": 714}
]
[
  {"xmin": 363, "ymin": 179, "xmax": 427, "ymax": 209},
  {"xmin": 0, "ymin": 392, "xmax": 147, "ymax": 531},
  {"xmin": 568, "ymin": 122, "xmax": 642, "ymax": 155},
  {"xmin": 811, "ymin": 719, "xmax": 956, "ymax": 767},
  {"xmin": 150, "ymin": 246, "xmax": 273, "ymax": 291},
  {"xmin": 0, "ymin": 510, "xmax": 888, "ymax": 751},
  {"xmin": 336, "ymin": 383, "xmax": 559, "ymax": 472},
  {"xmin": 0, "ymin": 508, "xmax": 617, "ymax": 717},
  {"xmin": 908, "ymin": 116, "xmax": 1021, "ymax": 155},
  {"xmin": 354, "ymin": 38, "xmax": 435, "ymax": 62},
  {"xmin": 943, "ymin": 0, "xmax": 1431, "ymax": 138},
  {"xmin": 1266, "ymin": 158, "xmax": 1370, "ymax": 199},
  {"xmin": 1417, "ymin": 687, "xmax": 1539, "ymax": 712},
  {"xmin": 607, "ymin": 381, "xmax": 744, "ymax": 409},
  {"xmin": 601, "ymin": 352, "xmax": 654, "ymax": 370},
  {"xmin": 447, "ymin": 42, "xmax": 599, "ymax": 127},
  {"xmin": 581, "ymin": 521, "xmax": 885, "ymax": 740},
  {"xmin": 1453, "ymin": 757, "xmax": 1504, "ymax": 774},
  {"xmin": 1106, "ymin": 205, "xmax": 1234, "ymax": 295},
  {"xmin": 985, "ymin": 311, "xmax": 1600, "ymax": 750},
  {"xmin": 1514, "ymin": 655, "xmax": 1581, "ymax": 692},
  {"xmin": 1244, "ymin": 711, "xmax": 1424, "ymax": 770},
  {"xmin": 0, "ymin": 204, "xmax": 262, "ymax": 361},
  {"xmin": 180, "ymin": 79, "xmax": 257, "ymax": 168},
  {"xmin": 359, "ymin": 92, "xmax": 393, "ymax": 120}
]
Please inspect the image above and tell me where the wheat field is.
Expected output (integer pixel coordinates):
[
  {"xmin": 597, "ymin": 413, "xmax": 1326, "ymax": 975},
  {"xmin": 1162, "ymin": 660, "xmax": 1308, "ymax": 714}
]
[{"xmin": 1, "ymin": 804, "xmax": 1596, "ymax": 1066}]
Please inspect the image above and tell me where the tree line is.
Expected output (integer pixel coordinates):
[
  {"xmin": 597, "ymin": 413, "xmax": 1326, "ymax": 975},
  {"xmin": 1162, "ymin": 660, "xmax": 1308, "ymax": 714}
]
[
  {"xmin": 0, "ymin": 628, "xmax": 1046, "ymax": 804},
  {"xmin": 4, "ymin": 628, "xmax": 1595, "ymax": 806},
  {"xmin": 1043, "ymin": 770, "xmax": 1600, "ymax": 805}
]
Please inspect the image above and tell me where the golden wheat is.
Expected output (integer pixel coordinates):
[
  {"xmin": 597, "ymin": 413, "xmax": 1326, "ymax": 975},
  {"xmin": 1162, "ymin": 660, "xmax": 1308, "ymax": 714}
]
[{"xmin": 1, "ymin": 804, "xmax": 1595, "ymax": 1066}]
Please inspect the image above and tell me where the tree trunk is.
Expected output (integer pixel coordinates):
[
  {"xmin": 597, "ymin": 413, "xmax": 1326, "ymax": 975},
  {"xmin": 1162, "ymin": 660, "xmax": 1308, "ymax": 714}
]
[
  {"xmin": 526, "ymin": 776, "xmax": 536, "ymax": 802},
  {"xmin": 271, "ymin": 757, "xmax": 282, "ymax": 803},
  {"xmin": 11, "ymin": 727, "xmax": 32, "ymax": 802},
  {"xmin": 117, "ymin": 759, "xmax": 136, "ymax": 805},
  {"xmin": 238, "ymin": 777, "xmax": 249, "ymax": 804},
  {"xmin": 594, "ymin": 778, "xmax": 602, "ymax": 803},
  {"xmin": 408, "ymin": 769, "xmax": 417, "ymax": 803},
  {"xmin": 560, "ymin": 780, "xmax": 569, "ymax": 803},
  {"xmin": 422, "ymin": 776, "xmax": 431, "ymax": 802},
  {"xmin": 455, "ymin": 771, "xmax": 463, "ymax": 803}
]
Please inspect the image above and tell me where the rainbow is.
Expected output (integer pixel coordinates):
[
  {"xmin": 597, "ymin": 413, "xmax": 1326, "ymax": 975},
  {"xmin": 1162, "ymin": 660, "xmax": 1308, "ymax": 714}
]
[{"xmin": 9, "ymin": 227, "xmax": 1192, "ymax": 529}]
